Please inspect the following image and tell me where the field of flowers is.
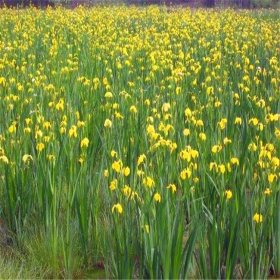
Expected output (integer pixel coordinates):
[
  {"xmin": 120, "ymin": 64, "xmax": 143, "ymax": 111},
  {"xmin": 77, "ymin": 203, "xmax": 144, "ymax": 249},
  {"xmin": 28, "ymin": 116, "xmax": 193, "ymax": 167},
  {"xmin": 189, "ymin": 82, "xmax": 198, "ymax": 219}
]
[{"xmin": 0, "ymin": 6, "xmax": 279, "ymax": 278}]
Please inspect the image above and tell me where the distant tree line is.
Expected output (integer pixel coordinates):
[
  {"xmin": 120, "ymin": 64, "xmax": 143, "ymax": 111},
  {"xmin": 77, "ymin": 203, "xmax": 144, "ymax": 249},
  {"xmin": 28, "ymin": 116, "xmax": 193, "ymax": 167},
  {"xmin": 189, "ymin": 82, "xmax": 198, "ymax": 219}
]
[
  {"xmin": 205, "ymin": 0, "xmax": 250, "ymax": 8},
  {"xmin": 203, "ymin": 0, "xmax": 279, "ymax": 8},
  {"xmin": 128, "ymin": 0, "xmax": 279, "ymax": 7},
  {"xmin": 0, "ymin": 0, "xmax": 54, "ymax": 7}
]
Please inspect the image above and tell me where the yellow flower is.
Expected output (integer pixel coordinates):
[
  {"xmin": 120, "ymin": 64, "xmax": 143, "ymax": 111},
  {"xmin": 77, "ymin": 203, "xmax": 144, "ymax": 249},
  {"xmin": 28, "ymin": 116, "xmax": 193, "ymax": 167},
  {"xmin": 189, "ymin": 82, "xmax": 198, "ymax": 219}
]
[
  {"xmin": 68, "ymin": 126, "xmax": 77, "ymax": 138},
  {"xmin": 0, "ymin": 77, "xmax": 6, "ymax": 86},
  {"xmin": 234, "ymin": 117, "xmax": 242, "ymax": 125},
  {"xmin": 264, "ymin": 188, "xmax": 272, "ymax": 195},
  {"xmin": 60, "ymin": 127, "xmax": 66, "ymax": 134},
  {"xmin": 137, "ymin": 154, "xmax": 146, "ymax": 166},
  {"xmin": 212, "ymin": 145, "xmax": 222, "ymax": 154},
  {"xmin": 266, "ymin": 143, "xmax": 274, "ymax": 152},
  {"xmin": 143, "ymin": 176, "xmax": 155, "ymax": 188},
  {"xmin": 258, "ymin": 123, "xmax": 264, "ymax": 131},
  {"xmin": 129, "ymin": 105, "xmax": 137, "ymax": 114},
  {"xmin": 80, "ymin": 137, "xmax": 89, "ymax": 148},
  {"xmin": 183, "ymin": 128, "xmax": 190, "ymax": 136},
  {"xmin": 105, "ymin": 91, "xmax": 113, "ymax": 98},
  {"xmin": 43, "ymin": 121, "xmax": 51, "ymax": 130},
  {"xmin": 184, "ymin": 108, "xmax": 192, "ymax": 118},
  {"xmin": 223, "ymin": 137, "xmax": 232, "ymax": 145},
  {"xmin": 137, "ymin": 170, "xmax": 145, "ymax": 177},
  {"xmin": 219, "ymin": 164, "xmax": 226, "ymax": 174},
  {"xmin": 196, "ymin": 119, "xmax": 204, "ymax": 127},
  {"xmin": 206, "ymin": 86, "xmax": 213, "ymax": 95},
  {"xmin": 36, "ymin": 143, "xmax": 45, "ymax": 152},
  {"xmin": 112, "ymin": 160, "xmax": 122, "ymax": 173},
  {"xmin": 78, "ymin": 156, "xmax": 85, "ymax": 164},
  {"xmin": 268, "ymin": 173, "xmax": 277, "ymax": 184},
  {"xmin": 248, "ymin": 143, "xmax": 257, "ymax": 152},
  {"xmin": 230, "ymin": 157, "xmax": 239, "ymax": 166},
  {"xmin": 17, "ymin": 84, "xmax": 23, "ymax": 91},
  {"xmin": 22, "ymin": 154, "xmax": 33, "ymax": 163},
  {"xmin": 144, "ymin": 99, "xmax": 150, "ymax": 106},
  {"xmin": 249, "ymin": 118, "xmax": 259, "ymax": 126},
  {"xmin": 224, "ymin": 190, "xmax": 233, "ymax": 200},
  {"xmin": 111, "ymin": 150, "xmax": 117, "ymax": 158},
  {"xmin": 180, "ymin": 168, "xmax": 192, "ymax": 180},
  {"xmin": 122, "ymin": 166, "xmax": 130, "ymax": 177},
  {"xmin": 167, "ymin": 184, "xmax": 177, "ymax": 193},
  {"xmin": 77, "ymin": 121, "xmax": 85, "ymax": 128},
  {"xmin": 271, "ymin": 157, "xmax": 279, "ymax": 168},
  {"xmin": 176, "ymin": 87, "xmax": 181, "ymax": 95},
  {"xmin": 253, "ymin": 213, "xmax": 263, "ymax": 223},
  {"xmin": 103, "ymin": 169, "xmax": 109, "ymax": 177},
  {"xmin": 0, "ymin": 155, "xmax": 9, "ymax": 164},
  {"xmin": 112, "ymin": 203, "xmax": 123, "ymax": 214},
  {"xmin": 162, "ymin": 103, "xmax": 170, "ymax": 112},
  {"xmin": 35, "ymin": 130, "xmax": 43, "ymax": 139},
  {"xmin": 199, "ymin": 132, "xmax": 206, "ymax": 141},
  {"xmin": 115, "ymin": 112, "xmax": 124, "ymax": 119},
  {"xmin": 147, "ymin": 124, "xmax": 155, "ymax": 135},
  {"xmin": 43, "ymin": 136, "xmax": 51, "ymax": 143},
  {"xmin": 153, "ymin": 192, "xmax": 161, "ymax": 203},
  {"xmin": 109, "ymin": 179, "xmax": 118, "ymax": 191},
  {"xmin": 218, "ymin": 118, "xmax": 227, "ymax": 130},
  {"xmin": 24, "ymin": 127, "xmax": 31, "ymax": 134},
  {"xmin": 104, "ymin": 119, "xmax": 112, "ymax": 128},
  {"xmin": 47, "ymin": 154, "xmax": 55, "ymax": 162},
  {"xmin": 190, "ymin": 149, "xmax": 199, "ymax": 159},
  {"xmin": 122, "ymin": 185, "xmax": 132, "ymax": 197},
  {"xmin": 55, "ymin": 99, "xmax": 64, "ymax": 111},
  {"xmin": 8, "ymin": 124, "xmax": 16, "ymax": 134},
  {"xmin": 180, "ymin": 150, "xmax": 191, "ymax": 162},
  {"xmin": 210, "ymin": 162, "xmax": 218, "ymax": 172}
]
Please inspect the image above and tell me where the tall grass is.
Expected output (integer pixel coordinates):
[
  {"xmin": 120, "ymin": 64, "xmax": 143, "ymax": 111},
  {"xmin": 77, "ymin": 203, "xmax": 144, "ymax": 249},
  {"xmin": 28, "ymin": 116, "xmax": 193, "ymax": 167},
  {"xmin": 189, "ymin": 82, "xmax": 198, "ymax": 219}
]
[{"xmin": 0, "ymin": 6, "xmax": 279, "ymax": 278}]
